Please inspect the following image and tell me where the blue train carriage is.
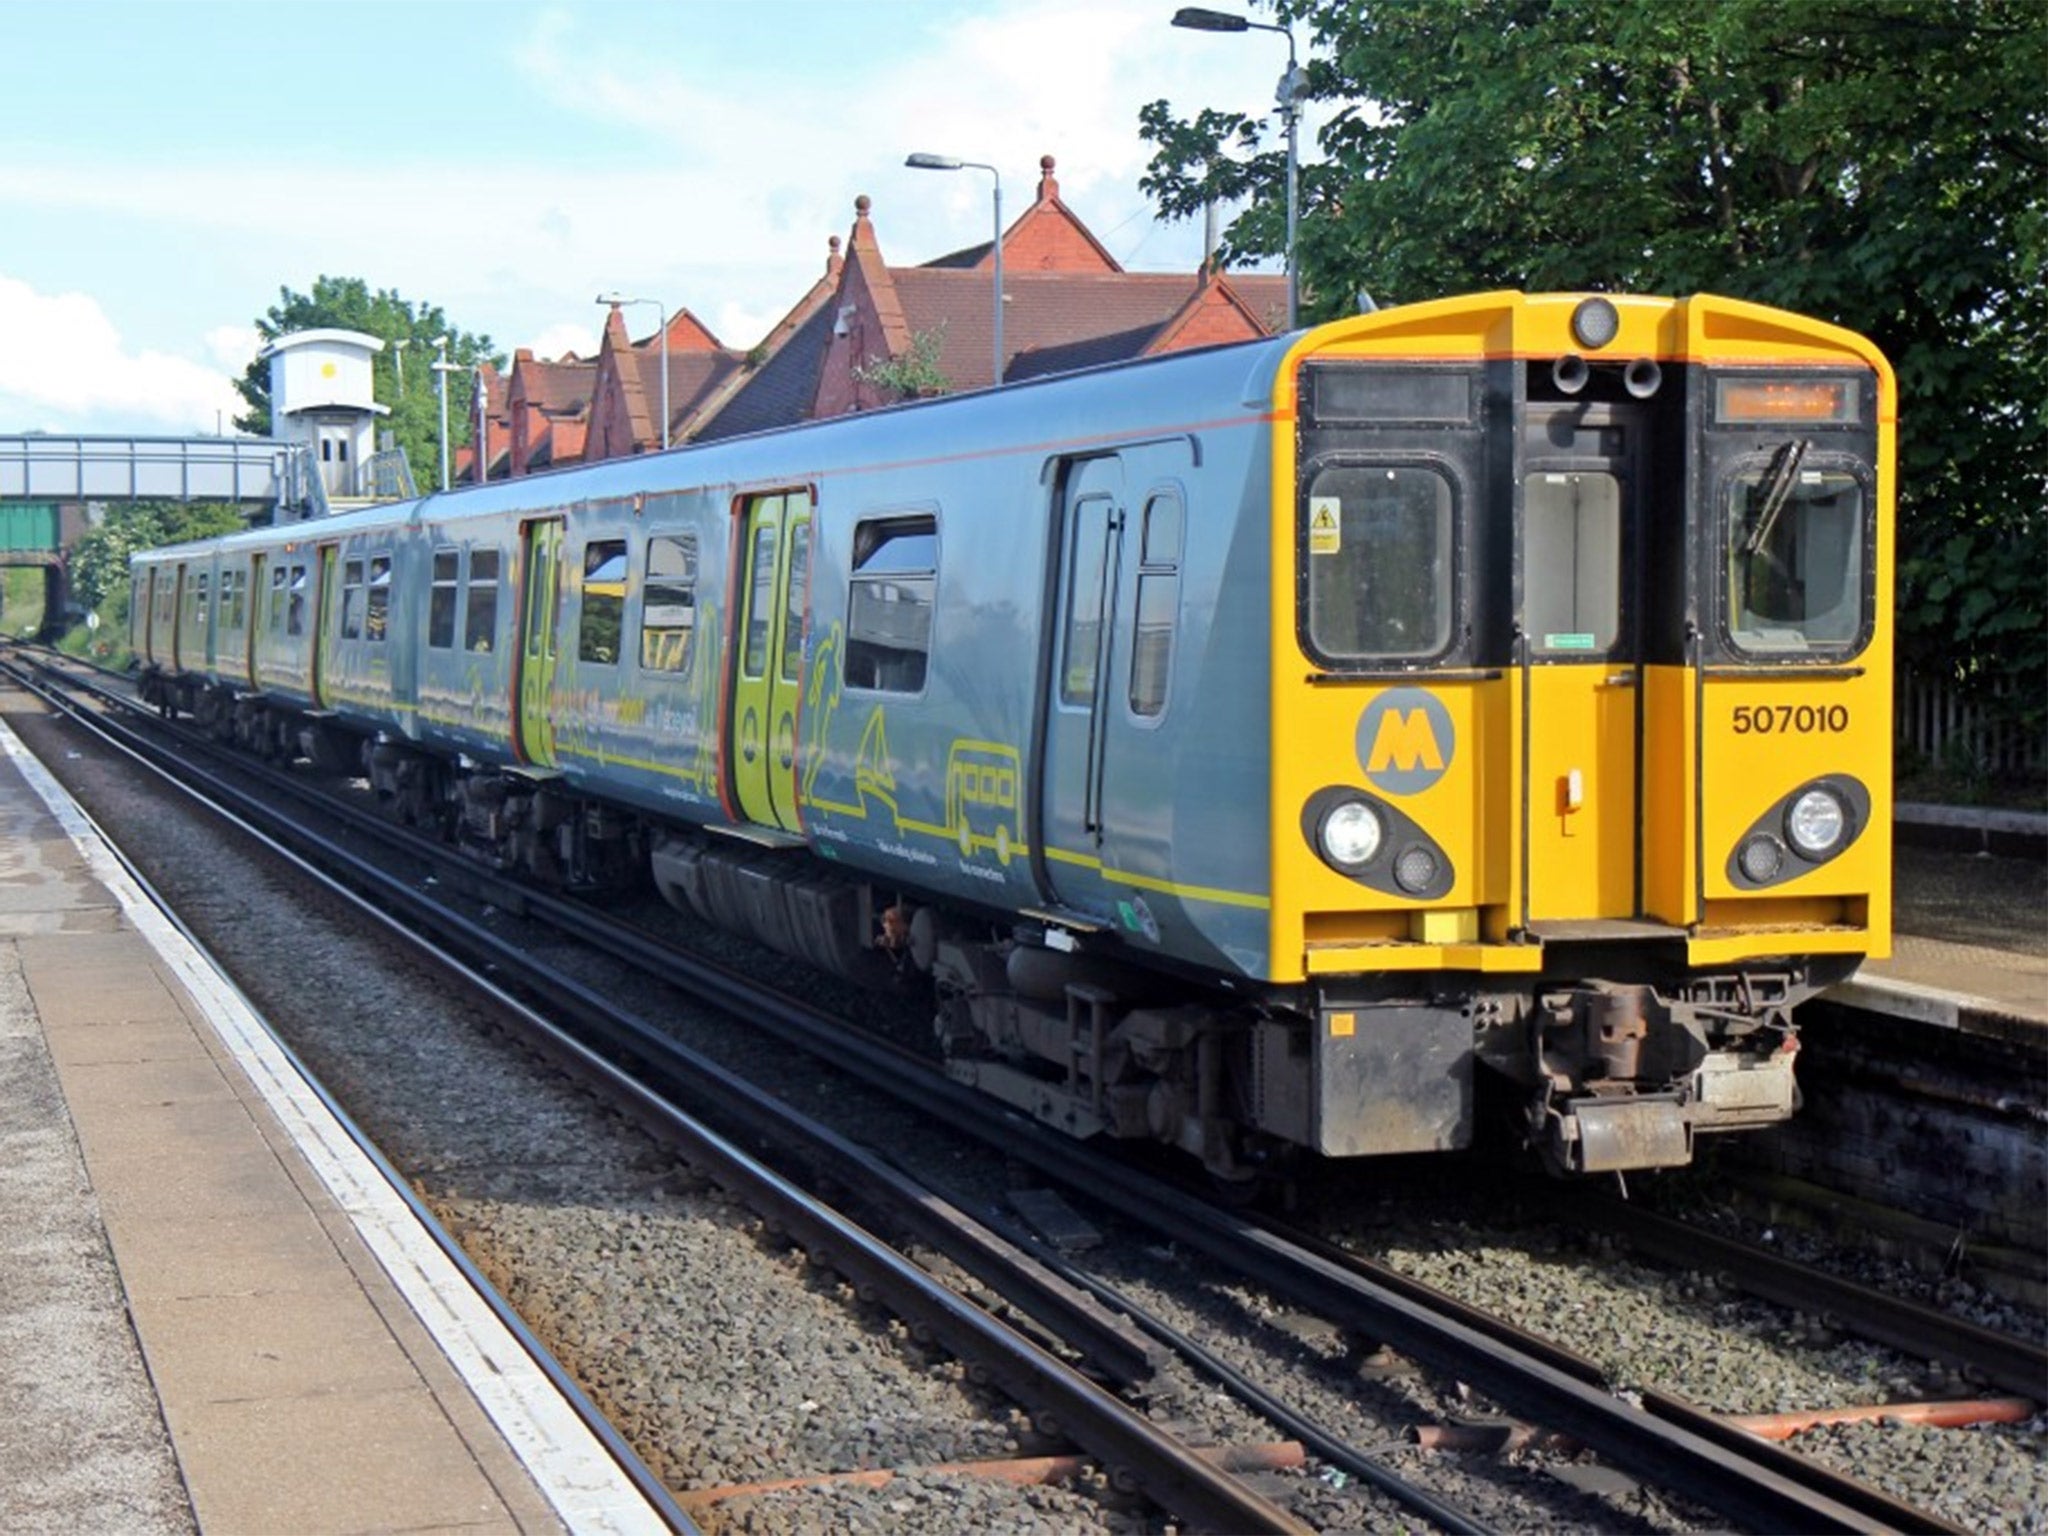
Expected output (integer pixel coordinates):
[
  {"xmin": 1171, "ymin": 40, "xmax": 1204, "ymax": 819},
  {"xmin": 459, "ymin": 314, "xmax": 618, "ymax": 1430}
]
[{"xmin": 125, "ymin": 288, "xmax": 1892, "ymax": 1184}]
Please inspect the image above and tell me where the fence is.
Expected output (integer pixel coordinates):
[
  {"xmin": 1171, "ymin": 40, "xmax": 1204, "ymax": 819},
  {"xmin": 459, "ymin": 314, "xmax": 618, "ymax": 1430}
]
[{"xmin": 1896, "ymin": 669, "xmax": 2044, "ymax": 774}]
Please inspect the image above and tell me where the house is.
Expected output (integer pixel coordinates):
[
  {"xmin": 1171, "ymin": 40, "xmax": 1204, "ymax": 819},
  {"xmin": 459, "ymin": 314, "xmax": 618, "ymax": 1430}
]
[
  {"xmin": 581, "ymin": 305, "xmax": 743, "ymax": 463},
  {"xmin": 505, "ymin": 349, "xmax": 596, "ymax": 477},
  {"xmin": 808, "ymin": 155, "xmax": 1287, "ymax": 418}
]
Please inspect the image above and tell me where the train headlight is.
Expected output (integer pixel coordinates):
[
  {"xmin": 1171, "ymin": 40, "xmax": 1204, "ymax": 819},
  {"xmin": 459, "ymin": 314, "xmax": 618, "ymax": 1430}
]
[
  {"xmin": 1785, "ymin": 788, "xmax": 1847, "ymax": 856},
  {"xmin": 1738, "ymin": 835, "xmax": 1786, "ymax": 884},
  {"xmin": 1318, "ymin": 800, "xmax": 1384, "ymax": 871}
]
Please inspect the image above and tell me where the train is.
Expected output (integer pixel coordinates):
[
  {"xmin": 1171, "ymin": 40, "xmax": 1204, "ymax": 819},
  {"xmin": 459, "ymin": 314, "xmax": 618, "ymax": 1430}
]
[{"xmin": 132, "ymin": 290, "xmax": 1895, "ymax": 1182}]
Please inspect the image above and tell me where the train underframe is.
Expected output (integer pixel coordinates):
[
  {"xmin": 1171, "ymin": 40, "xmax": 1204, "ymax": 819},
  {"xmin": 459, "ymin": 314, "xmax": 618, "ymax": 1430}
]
[{"xmin": 151, "ymin": 678, "xmax": 1836, "ymax": 1181}]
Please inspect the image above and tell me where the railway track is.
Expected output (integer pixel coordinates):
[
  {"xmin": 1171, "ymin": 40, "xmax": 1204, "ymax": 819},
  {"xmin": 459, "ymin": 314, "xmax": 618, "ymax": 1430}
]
[
  {"xmin": 3, "ymin": 648, "xmax": 1327, "ymax": 1532},
  {"xmin": 8, "ymin": 643, "xmax": 2034, "ymax": 1532}
]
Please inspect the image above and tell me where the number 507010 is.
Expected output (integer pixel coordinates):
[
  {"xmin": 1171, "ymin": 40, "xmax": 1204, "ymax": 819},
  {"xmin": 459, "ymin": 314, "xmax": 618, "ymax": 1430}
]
[{"xmin": 1731, "ymin": 703, "xmax": 1850, "ymax": 735}]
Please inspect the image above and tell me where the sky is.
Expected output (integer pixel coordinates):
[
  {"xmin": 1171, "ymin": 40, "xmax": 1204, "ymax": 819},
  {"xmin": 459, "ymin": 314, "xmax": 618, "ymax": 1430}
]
[{"xmin": 0, "ymin": 0, "xmax": 1310, "ymax": 439}]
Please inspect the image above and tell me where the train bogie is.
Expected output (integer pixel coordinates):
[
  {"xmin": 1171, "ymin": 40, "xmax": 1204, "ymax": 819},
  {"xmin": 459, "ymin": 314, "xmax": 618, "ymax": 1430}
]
[{"xmin": 132, "ymin": 290, "xmax": 1893, "ymax": 1181}]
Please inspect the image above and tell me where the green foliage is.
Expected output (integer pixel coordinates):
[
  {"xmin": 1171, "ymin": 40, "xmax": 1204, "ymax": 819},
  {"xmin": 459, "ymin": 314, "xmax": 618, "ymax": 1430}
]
[
  {"xmin": 1142, "ymin": 0, "xmax": 2046, "ymax": 733},
  {"xmin": 67, "ymin": 500, "xmax": 244, "ymax": 612},
  {"xmin": 233, "ymin": 276, "xmax": 501, "ymax": 491},
  {"xmin": 2, "ymin": 567, "xmax": 46, "ymax": 637},
  {"xmin": 852, "ymin": 325, "xmax": 953, "ymax": 400}
]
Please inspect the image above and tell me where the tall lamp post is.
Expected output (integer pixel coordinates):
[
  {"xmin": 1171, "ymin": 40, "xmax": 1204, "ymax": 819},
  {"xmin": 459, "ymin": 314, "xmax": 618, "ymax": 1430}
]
[
  {"xmin": 430, "ymin": 334, "xmax": 455, "ymax": 491},
  {"xmin": 1171, "ymin": 6, "xmax": 1301, "ymax": 331},
  {"xmin": 905, "ymin": 152, "xmax": 1004, "ymax": 387},
  {"xmin": 393, "ymin": 336, "xmax": 411, "ymax": 400},
  {"xmin": 596, "ymin": 293, "xmax": 669, "ymax": 449},
  {"xmin": 474, "ymin": 367, "xmax": 489, "ymax": 485}
]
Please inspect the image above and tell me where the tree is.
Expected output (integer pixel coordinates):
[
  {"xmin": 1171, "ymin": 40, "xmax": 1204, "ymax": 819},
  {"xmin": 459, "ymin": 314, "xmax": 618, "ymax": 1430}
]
[
  {"xmin": 233, "ymin": 276, "xmax": 501, "ymax": 493},
  {"xmin": 68, "ymin": 501, "xmax": 245, "ymax": 613},
  {"xmin": 1142, "ymin": 0, "xmax": 2046, "ymax": 733}
]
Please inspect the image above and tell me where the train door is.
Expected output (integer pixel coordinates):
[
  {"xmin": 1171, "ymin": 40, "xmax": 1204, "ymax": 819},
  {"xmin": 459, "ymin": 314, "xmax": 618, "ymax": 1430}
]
[
  {"xmin": 168, "ymin": 563, "xmax": 188, "ymax": 672},
  {"xmin": 1035, "ymin": 453, "xmax": 1147, "ymax": 924},
  {"xmin": 726, "ymin": 490, "xmax": 809, "ymax": 831},
  {"xmin": 1520, "ymin": 402, "xmax": 1647, "ymax": 924},
  {"xmin": 314, "ymin": 544, "xmax": 340, "ymax": 707},
  {"xmin": 130, "ymin": 567, "xmax": 153, "ymax": 664},
  {"xmin": 516, "ymin": 517, "xmax": 564, "ymax": 768},
  {"xmin": 247, "ymin": 553, "xmax": 266, "ymax": 680}
]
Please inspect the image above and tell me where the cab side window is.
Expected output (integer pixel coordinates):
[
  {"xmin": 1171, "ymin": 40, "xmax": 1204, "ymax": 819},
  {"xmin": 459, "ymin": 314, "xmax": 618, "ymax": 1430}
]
[{"xmin": 1129, "ymin": 491, "xmax": 1182, "ymax": 718}]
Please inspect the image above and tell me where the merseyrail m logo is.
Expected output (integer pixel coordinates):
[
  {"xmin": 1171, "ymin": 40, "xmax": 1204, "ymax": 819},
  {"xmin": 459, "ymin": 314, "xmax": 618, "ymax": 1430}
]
[{"xmin": 1356, "ymin": 689, "xmax": 1454, "ymax": 795}]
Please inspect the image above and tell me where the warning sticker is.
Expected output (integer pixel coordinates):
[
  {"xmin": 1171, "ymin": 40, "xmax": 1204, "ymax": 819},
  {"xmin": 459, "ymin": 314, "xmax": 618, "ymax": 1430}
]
[{"xmin": 1308, "ymin": 496, "xmax": 1341, "ymax": 556}]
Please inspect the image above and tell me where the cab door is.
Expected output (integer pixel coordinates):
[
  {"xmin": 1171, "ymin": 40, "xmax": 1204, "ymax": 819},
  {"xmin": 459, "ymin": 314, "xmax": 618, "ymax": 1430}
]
[
  {"xmin": 1037, "ymin": 454, "xmax": 1127, "ymax": 921},
  {"xmin": 1520, "ymin": 402, "xmax": 1646, "ymax": 924},
  {"xmin": 517, "ymin": 517, "xmax": 564, "ymax": 768},
  {"xmin": 727, "ymin": 490, "xmax": 809, "ymax": 830}
]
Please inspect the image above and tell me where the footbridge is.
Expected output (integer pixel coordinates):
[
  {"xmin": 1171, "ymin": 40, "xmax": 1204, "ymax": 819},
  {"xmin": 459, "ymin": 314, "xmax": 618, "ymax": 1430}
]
[
  {"xmin": 0, "ymin": 433, "xmax": 415, "ymax": 638},
  {"xmin": 0, "ymin": 433, "xmax": 313, "ymax": 514}
]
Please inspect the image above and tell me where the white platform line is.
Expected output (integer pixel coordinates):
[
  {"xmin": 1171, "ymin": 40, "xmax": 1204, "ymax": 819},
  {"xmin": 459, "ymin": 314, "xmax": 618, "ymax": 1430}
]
[{"xmin": 0, "ymin": 720, "xmax": 671, "ymax": 1536}]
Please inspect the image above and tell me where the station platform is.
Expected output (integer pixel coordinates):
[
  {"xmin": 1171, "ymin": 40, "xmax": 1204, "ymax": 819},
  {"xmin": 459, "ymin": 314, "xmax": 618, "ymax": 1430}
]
[
  {"xmin": 0, "ymin": 721, "xmax": 669, "ymax": 1535},
  {"xmin": 1846, "ymin": 821, "xmax": 2048, "ymax": 1034}
]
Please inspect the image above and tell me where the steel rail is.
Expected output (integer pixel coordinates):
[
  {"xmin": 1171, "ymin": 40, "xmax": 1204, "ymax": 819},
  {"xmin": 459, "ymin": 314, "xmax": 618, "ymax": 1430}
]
[
  {"xmin": 15, "ymin": 648, "xmax": 1963, "ymax": 1532},
  {"xmin": 1565, "ymin": 1192, "xmax": 2048, "ymax": 1402},
  {"xmin": 2, "ymin": 652, "xmax": 1310, "ymax": 1536},
  {"xmin": 0, "ymin": 657, "xmax": 700, "ymax": 1536}
]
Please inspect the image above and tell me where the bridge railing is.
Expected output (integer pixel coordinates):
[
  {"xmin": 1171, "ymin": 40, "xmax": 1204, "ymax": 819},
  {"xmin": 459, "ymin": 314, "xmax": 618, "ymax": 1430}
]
[{"xmin": 0, "ymin": 434, "xmax": 295, "ymax": 505}]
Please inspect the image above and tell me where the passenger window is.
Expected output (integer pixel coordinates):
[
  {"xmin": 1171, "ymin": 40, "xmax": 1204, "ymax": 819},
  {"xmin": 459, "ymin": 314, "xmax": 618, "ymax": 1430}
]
[
  {"xmin": 466, "ymin": 548, "xmax": 500, "ymax": 652},
  {"xmin": 1130, "ymin": 491, "xmax": 1183, "ymax": 718},
  {"xmin": 192, "ymin": 572, "xmax": 210, "ymax": 627},
  {"xmin": 270, "ymin": 567, "xmax": 289, "ymax": 634},
  {"xmin": 1303, "ymin": 463, "xmax": 1454, "ymax": 661},
  {"xmin": 1060, "ymin": 497, "xmax": 1112, "ymax": 705},
  {"xmin": 579, "ymin": 539, "xmax": 628, "ymax": 664},
  {"xmin": 641, "ymin": 533, "xmax": 697, "ymax": 675},
  {"xmin": 287, "ymin": 564, "xmax": 308, "ymax": 638},
  {"xmin": 781, "ymin": 520, "xmax": 809, "ymax": 685},
  {"xmin": 743, "ymin": 522, "xmax": 778, "ymax": 679},
  {"xmin": 844, "ymin": 515, "xmax": 936, "ymax": 694},
  {"xmin": 366, "ymin": 554, "xmax": 391, "ymax": 642},
  {"xmin": 341, "ymin": 558, "xmax": 365, "ymax": 640},
  {"xmin": 429, "ymin": 548, "xmax": 459, "ymax": 649},
  {"xmin": 227, "ymin": 570, "xmax": 246, "ymax": 632}
]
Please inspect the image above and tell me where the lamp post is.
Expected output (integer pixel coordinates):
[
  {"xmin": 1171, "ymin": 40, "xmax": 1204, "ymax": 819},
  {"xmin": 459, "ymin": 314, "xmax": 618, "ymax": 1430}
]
[
  {"xmin": 1171, "ymin": 6, "xmax": 1301, "ymax": 331},
  {"xmin": 393, "ymin": 336, "xmax": 411, "ymax": 401},
  {"xmin": 430, "ymin": 334, "xmax": 455, "ymax": 491},
  {"xmin": 905, "ymin": 152, "xmax": 1003, "ymax": 387},
  {"xmin": 595, "ymin": 292, "xmax": 669, "ymax": 449},
  {"xmin": 474, "ymin": 367, "xmax": 488, "ymax": 485}
]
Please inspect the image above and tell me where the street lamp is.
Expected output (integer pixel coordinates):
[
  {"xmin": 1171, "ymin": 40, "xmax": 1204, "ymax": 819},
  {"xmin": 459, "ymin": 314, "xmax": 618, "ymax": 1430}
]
[
  {"xmin": 430, "ymin": 334, "xmax": 456, "ymax": 491},
  {"xmin": 473, "ymin": 367, "xmax": 489, "ymax": 485},
  {"xmin": 1171, "ymin": 6, "xmax": 1302, "ymax": 331},
  {"xmin": 393, "ymin": 336, "xmax": 411, "ymax": 400},
  {"xmin": 595, "ymin": 292, "xmax": 669, "ymax": 449},
  {"xmin": 906, "ymin": 152, "xmax": 1004, "ymax": 387}
]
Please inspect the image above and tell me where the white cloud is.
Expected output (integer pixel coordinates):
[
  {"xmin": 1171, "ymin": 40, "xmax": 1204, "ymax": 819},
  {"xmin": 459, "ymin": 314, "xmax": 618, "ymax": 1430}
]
[
  {"xmin": 0, "ymin": 275, "xmax": 245, "ymax": 435},
  {"xmin": 523, "ymin": 322, "xmax": 600, "ymax": 363},
  {"xmin": 0, "ymin": 0, "xmax": 1306, "ymax": 434}
]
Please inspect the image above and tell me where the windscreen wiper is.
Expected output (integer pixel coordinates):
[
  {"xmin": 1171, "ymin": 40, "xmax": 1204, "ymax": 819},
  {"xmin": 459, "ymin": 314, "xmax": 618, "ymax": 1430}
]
[{"xmin": 1741, "ymin": 437, "xmax": 1813, "ymax": 556}]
